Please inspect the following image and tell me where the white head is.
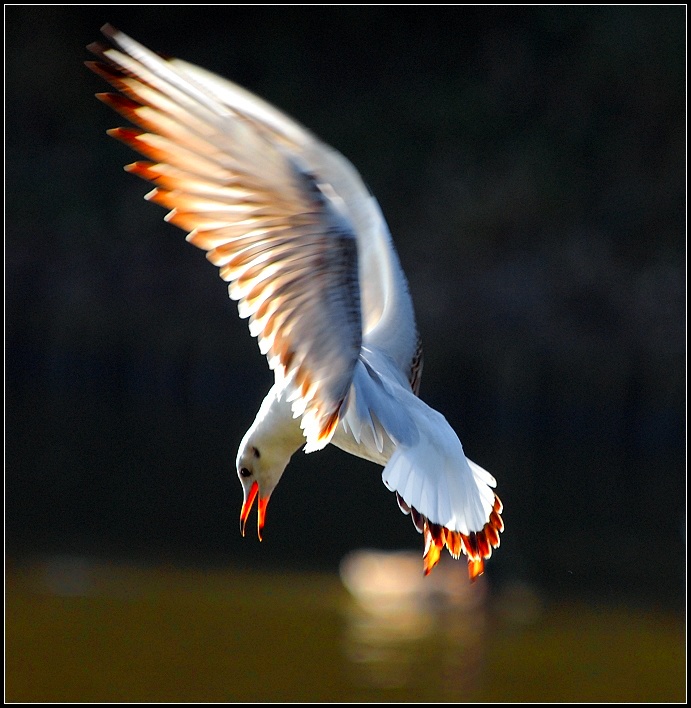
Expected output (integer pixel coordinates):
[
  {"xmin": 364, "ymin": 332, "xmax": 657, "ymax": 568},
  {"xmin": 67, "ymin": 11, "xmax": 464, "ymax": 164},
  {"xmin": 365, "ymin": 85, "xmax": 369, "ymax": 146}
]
[{"xmin": 235, "ymin": 385, "xmax": 304, "ymax": 540}]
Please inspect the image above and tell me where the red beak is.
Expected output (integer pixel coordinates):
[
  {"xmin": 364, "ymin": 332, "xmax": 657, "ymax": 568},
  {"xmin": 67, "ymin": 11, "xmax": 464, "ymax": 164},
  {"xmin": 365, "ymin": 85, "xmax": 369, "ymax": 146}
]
[{"xmin": 239, "ymin": 481, "xmax": 270, "ymax": 541}]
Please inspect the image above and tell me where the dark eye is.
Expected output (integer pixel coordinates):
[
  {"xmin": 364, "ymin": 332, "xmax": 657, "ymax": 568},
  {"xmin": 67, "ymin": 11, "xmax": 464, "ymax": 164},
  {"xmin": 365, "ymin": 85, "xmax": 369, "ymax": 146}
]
[
  {"xmin": 251, "ymin": 446, "xmax": 260, "ymax": 459},
  {"xmin": 239, "ymin": 467, "xmax": 252, "ymax": 478}
]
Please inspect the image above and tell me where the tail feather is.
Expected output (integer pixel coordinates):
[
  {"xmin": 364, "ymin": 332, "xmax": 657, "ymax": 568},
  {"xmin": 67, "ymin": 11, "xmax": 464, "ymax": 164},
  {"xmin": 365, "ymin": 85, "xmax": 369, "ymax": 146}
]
[
  {"xmin": 419, "ymin": 495, "xmax": 504, "ymax": 578},
  {"xmin": 382, "ymin": 429, "xmax": 496, "ymax": 536},
  {"xmin": 334, "ymin": 352, "xmax": 504, "ymax": 577},
  {"xmin": 375, "ymin": 383, "xmax": 501, "ymax": 576}
]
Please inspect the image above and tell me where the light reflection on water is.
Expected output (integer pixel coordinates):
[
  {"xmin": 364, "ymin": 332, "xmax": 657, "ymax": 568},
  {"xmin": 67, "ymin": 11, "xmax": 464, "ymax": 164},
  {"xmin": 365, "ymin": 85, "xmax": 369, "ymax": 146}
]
[
  {"xmin": 5, "ymin": 554, "xmax": 685, "ymax": 702},
  {"xmin": 339, "ymin": 549, "xmax": 488, "ymax": 693}
]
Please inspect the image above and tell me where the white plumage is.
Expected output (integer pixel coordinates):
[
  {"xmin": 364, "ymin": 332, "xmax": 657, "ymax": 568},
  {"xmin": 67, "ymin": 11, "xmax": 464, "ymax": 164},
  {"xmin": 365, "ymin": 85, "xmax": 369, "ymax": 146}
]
[{"xmin": 89, "ymin": 25, "xmax": 504, "ymax": 578}]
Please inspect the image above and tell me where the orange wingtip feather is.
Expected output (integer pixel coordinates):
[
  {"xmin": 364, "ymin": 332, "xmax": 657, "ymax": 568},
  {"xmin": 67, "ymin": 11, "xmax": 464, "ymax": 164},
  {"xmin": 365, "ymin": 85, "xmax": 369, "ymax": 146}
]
[
  {"xmin": 146, "ymin": 190, "xmax": 234, "ymax": 217},
  {"xmin": 86, "ymin": 59, "xmax": 128, "ymax": 88},
  {"xmin": 163, "ymin": 211, "xmax": 232, "ymax": 232},
  {"xmin": 423, "ymin": 544, "xmax": 442, "ymax": 576},
  {"xmin": 484, "ymin": 523, "xmax": 500, "ymax": 548},
  {"xmin": 490, "ymin": 509, "xmax": 504, "ymax": 533},
  {"xmin": 476, "ymin": 532, "xmax": 491, "ymax": 560},
  {"xmin": 108, "ymin": 129, "xmax": 233, "ymax": 182},
  {"xmin": 445, "ymin": 530, "xmax": 462, "ymax": 558},
  {"xmin": 422, "ymin": 523, "xmax": 444, "ymax": 576},
  {"xmin": 96, "ymin": 91, "xmax": 144, "ymax": 117},
  {"xmin": 406, "ymin": 492, "xmax": 504, "ymax": 577},
  {"xmin": 468, "ymin": 559, "xmax": 485, "ymax": 581},
  {"xmin": 124, "ymin": 160, "xmax": 160, "ymax": 182},
  {"xmin": 317, "ymin": 409, "xmax": 341, "ymax": 442},
  {"xmin": 99, "ymin": 94, "xmax": 200, "ymax": 148},
  {"xmin": 107, "ymin": 126, "xmax": 144, "ymax": 143},
  {"xmin": 493, "ymin": 495, "xmax": 504, "ymax": 514},
  {"xmin": 107, "ymin": 127, "xmax": 170, "ymax": 164}
]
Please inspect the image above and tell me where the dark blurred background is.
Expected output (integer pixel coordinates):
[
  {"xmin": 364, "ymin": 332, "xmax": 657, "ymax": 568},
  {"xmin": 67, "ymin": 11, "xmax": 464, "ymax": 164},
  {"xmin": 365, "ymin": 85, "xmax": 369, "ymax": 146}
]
[{"xmin": 6, "ymin": 5, "xmax": 685, "ymax": 610}]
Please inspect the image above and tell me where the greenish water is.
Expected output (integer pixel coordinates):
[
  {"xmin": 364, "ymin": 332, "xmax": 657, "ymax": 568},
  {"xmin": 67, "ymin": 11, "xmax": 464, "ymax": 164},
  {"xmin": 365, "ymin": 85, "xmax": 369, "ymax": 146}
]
[{"xmin": 6, "ymin": 556, "xmax": 685, "ymax": 702}]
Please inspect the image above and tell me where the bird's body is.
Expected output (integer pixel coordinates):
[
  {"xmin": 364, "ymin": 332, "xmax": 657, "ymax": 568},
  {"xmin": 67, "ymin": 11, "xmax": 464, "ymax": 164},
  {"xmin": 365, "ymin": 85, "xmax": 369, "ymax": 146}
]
[{"xmin": 88, "ymin": 25, "xmax": 504, "ymax": 578}]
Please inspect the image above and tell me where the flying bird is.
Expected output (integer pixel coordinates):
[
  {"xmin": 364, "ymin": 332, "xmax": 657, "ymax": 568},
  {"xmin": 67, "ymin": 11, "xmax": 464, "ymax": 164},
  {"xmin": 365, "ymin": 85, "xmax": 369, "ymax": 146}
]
[{"xmin": 87, "ymin": 25, "xmax": 504, "ymax": 579}]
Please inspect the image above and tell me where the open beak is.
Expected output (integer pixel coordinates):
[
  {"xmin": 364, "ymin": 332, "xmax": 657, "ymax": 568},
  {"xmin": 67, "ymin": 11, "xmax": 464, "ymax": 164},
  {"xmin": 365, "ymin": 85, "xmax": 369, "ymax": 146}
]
[{"xmin": 239, "ymin": 481, "xmax": 270, "ymax": 541}]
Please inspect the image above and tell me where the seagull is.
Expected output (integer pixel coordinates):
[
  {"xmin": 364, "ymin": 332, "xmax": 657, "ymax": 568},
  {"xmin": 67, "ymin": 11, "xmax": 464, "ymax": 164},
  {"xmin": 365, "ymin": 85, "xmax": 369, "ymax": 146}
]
[{"xmin": 87, "ymin": 25, "xmax": 504, "ymax": 579}]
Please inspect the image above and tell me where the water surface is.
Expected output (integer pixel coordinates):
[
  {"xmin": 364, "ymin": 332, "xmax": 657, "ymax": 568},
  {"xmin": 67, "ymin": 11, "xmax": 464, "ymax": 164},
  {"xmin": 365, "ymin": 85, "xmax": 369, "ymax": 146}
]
[{"xmin": 6, "ymin": 555, "xmax": 685, "ymax": 702}]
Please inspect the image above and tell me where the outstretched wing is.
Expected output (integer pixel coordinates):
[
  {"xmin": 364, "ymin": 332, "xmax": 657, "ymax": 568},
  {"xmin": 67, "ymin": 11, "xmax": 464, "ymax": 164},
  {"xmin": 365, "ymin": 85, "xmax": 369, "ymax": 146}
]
[
  {"xmin": 88, "ymin": 25, "xmax": 362, "ymax": 450},
  {"xmin": 168, "ymin": 44, "xmax": 421, "ymax": 391}
]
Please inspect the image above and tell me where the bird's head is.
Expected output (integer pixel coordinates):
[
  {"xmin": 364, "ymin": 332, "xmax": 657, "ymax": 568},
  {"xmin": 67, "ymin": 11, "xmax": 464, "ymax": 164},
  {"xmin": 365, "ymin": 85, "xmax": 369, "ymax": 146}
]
[{"xmin": 236, "ymin": 431, "xmax": 293, "ymax": 541}]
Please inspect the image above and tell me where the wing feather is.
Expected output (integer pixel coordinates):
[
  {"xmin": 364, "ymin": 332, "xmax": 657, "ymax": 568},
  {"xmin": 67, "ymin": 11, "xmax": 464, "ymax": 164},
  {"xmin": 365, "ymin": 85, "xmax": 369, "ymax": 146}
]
[
  {"xmin": 169, "ymin": 47, "xmax": 422, "ymax": 385},
  {"xmin": 90, "ymin": 26, "xmax": 363, "ymax": 449}
]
